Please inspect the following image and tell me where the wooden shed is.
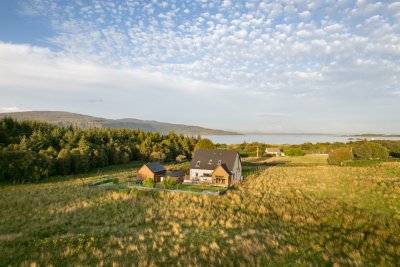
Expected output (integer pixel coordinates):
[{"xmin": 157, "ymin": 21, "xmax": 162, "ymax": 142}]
[{"xmin": 137, "ymin": 162, "xmax": 166, "ymax": 183}]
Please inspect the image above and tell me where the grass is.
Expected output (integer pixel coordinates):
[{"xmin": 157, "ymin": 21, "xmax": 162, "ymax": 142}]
[
  {"xmin": 1, "ymin": 161, "xmax": 400, "ymax": 265},
  {"xmin": 243, "ymin": 154, "xmax": 328, "ymax": 166},
  {"xmin": 173, "ymin": 184, "xmax": 225, "ymax": 192},
  {"xmin": 97, "ymin": 181, "xmax": 226, "ymax": 193},
  {"xmin": 346, "ymin": 158, "xmax": 400, "ymax": 167}
]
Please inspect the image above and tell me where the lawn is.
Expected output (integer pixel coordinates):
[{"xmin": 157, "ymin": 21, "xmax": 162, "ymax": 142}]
[
  {"xmin": 1, "ymin": 162, "xmax": 400, "ymax": 266},
  {"xmin": 173, "ymin": 184, "xmax": 226, "ymax": 192},
  {"xmin": 96, "ymin": 180, "xmax": 226, "ymax": 193}
]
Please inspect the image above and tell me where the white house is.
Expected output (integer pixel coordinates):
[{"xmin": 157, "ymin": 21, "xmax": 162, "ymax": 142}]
[
  {"xmin": 265, "ymin": 147, "xmax": 285, "ymax": 157},
  {"xmin": 189, "ymin": 149, "xmax": 242, "ymax": 185}
]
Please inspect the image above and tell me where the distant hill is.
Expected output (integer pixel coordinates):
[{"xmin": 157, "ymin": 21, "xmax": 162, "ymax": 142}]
[{"xmin": 0, "ymin": 111, "xmax": 241, "ymax": 135}]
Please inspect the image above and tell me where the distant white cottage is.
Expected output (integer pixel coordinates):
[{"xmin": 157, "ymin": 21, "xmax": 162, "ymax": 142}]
[
  {"xmin": 189, "ymin": 149, "xmax": 242, "ymax": 187},
  {"xmin": 265, "ymin": 147, "xmax": 285, "ymax": 157}
]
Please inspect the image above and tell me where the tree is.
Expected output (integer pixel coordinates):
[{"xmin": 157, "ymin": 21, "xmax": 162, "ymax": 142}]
[
  {"xmin": 57, "ymin": 148, "xmax": 72, "ymax": 175},
  {"xmin": 0, "ymin": 150, "xmax": 37, "ymax": 183},
  {"xmin": 176, "ymin": 154, "xmax": 186, "ymax": 162},
  {"xmin": 283, "ymin": 147, "xmax": 304, "ymax": 157},
  {"xmin": 149, "ymin": 151, "xmax": 166, "ymax": 162},
  {"xmin": 328, "ymin": 148, "xmax": 353, "ymax": 166},
  {"xmin": 195, "ymin": 138, "xmax": 215, "ymax": 150},
  {"xmin": 0, "ymin": 117, "xmax": 203, "ymax": 183},
  {"xmin": 353, "ymin": 142, "xmax": 389, "ymax": 160},
  {"xmin": 162, "ymin": 177, "xmax": 177, "ymax": 189}
]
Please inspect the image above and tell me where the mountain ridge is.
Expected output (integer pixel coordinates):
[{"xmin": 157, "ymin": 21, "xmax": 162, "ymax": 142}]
[{"xmin": 0, "ymin": 111, "xmax": 241, "ymax": 135}]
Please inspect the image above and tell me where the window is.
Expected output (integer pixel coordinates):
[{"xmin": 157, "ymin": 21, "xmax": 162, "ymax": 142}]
[
  {"xmin": 208, "ymin": 159, "xmax": 213, "ymax": 165},
  {"xmin": 196, "ymin": 161, "xmax": 200, "ymax": 167},
  {"xmin": 216, "ymin": 177, "xmax": 225, "ymax": 184},
  {"xmin": 217, "ymin": 160, "xmax": 222, "ymax": 165}
]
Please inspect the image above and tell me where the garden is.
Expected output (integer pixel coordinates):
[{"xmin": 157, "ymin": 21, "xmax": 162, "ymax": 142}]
[{"xmin": 90, "ymin": 177, "xmax": 228, "ymax": 195}]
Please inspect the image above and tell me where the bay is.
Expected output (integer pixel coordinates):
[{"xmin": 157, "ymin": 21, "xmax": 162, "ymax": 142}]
[{"xmin": 202, "ymin": 134, "xmax": 400, "ymax": 145}]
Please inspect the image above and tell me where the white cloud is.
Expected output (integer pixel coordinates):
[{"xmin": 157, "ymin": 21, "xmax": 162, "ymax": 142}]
[
  {"xmin": 2, "ymin": 0, "xmax": 400, "ymax": 133},
  {"xmin": 0, "ymin": 107, "xmax": 31, "ymax": 113}
]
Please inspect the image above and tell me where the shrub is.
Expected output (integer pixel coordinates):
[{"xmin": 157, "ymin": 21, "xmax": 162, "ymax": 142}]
[
  {"xmin": 240, "ymin": 151, "xmax": 256, "ymax": 158},
  {"xmin": 162, "ymin": 177, "xmax": 177, "ymax": 189},
  {"xmin": 283, "ymin": 147, "xmax": 304, "ymax": 157},
  {"xmin": 195, "ymin": 138, "xmax": 215, "ymax": 150},
  {"xmin": 353, "ymin": 142, "xmax": 389, "ymax": 160},
  {"xmin": 149, "ymin": 151, "xmax": 166, "ymax": 162},
  {"xmin": 112, "ymin": 178, "xmax": 119, "ymax": 185},
  {"xmin": 376, "ymin": 140, "xmax": 400, "ymax": 157},
  {"xmin": 143, "ymin": 177, "xmax": 155, "ymax": 187},
  {"xmin": 175, "ymin": 154, "xmax": 186, "ymax": 162},
  {"xmin": 328, "ymin": 148, "xmax": 353, "ymax": 166}
]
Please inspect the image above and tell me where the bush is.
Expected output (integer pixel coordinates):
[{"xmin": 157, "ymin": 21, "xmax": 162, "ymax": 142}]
[
  {"xmin": 149, "ymin": 151, "xmax": 166, "ymax": 162},
  {"xmin": 162, "ymin": 177, "xmax": 177, "ymax": 189},
  {"xmin": 283, "ymin": 147, "xmax": 304, "ymax": 157},
  {"xmin": 143, "ymin": 177, "xmax": 155, "ymax": 187},
  {"xmin": 240, "ymin": 151, "xmax": 256, "ymax": 158},
  {"xmin": 175, "ymin": 154, "xmax": 186, "ymax": 162},
  {"xmin": 376, "ymin": 140, "xmax": 400, "ymax": 157},
  {"xmin": 328, "ymin": 148, "xmax": 353, "ymax": 166},
  {"xmin": 195, "ymin": 138, "xmax": 215, "ymax": 150},
  {"xmin": 353, "ymin": 142, "xmax": 389, "ymax": 160},
  {"xmin": 112, "ymin": 178, "xmax": 119, "ymax": 185}
]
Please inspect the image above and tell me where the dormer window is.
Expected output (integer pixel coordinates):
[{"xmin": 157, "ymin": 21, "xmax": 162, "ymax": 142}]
[
  {"xmin": 217, "ymin": 160, "xmax": 222, "ymax": 165},
  {"xmin": 208, "ymin": 159, "xmax": 213, "ymax": 165},
  {"xmin": 196, "ymin": 161, "xmax": 200, "ymax": 167}
]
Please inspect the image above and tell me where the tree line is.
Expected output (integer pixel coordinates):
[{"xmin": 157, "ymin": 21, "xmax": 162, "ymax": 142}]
[
  {"xmin": 0, "ymin": 118, "xmax": 200, "ymax": 183},
  {"xmin": 226, "ymin": 139, "xmax": 400, "ymax": 159}
]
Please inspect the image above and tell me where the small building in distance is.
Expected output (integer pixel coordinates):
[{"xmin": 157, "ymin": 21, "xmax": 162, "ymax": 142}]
[
  {"xmin": 166, "ymin": 170, "xmax": 185, "ymax": 183},
  {"xmin": 265, "ymin": 147, "xmax": 285, "ymax": 157},
  {"xmin": 189, "ymin": 149, "xmax": 242, "ymax": 187},
  {"xmin": 137, "ymin": 162, "xmax": 166, "ymax": 183}
]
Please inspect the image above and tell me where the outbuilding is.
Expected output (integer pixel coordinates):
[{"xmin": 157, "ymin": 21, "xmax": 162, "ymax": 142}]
[{"xmin": 137, "ymin": 162, "xmax": 166, "ymax": 183}]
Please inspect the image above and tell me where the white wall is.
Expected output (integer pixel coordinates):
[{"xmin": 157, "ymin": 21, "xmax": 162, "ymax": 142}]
[{"xmin": 190, "ymin": 169, "xmax": 213, "ymax": 180}]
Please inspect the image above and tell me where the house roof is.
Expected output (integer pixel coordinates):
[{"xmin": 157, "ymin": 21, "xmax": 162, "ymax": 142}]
[
  {"xmin": 145, "ymin": 162, "xmax": 166, "ymax": 174},
  {"xmin": 166, "ymin": 171, "xmax": 185, "ymax": 177},
  {"xmin": 216, "ymin": 163, "xmax": 232, "ymax": 175},
  {"xmin": 265, "ymin": 147, "xmax": 281, "ymax": 153},
  {"xmin": 190, "ymin": 149, "xmax": 239, "ymax": 171}
]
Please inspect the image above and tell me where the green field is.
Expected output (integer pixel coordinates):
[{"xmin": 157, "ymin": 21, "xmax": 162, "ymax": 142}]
[{"xmin": 1, "ymin": 159, "xmax": 400, "ymax": 265}]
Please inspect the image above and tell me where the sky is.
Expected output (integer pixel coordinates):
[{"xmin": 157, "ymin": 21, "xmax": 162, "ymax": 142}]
[{"xmin": 0, "ymin": 0, "xmax": 399, "ymax": 134}]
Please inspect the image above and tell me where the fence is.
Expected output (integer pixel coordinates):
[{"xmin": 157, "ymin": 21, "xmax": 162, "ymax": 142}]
[{"xmin": 89, "ymin": 180, "xmax": 225, "ymax": 196}]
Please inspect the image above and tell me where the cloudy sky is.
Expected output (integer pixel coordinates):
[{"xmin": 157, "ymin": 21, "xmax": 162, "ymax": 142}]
[{"xmin": 1, "ymin": 0, "xmax": 399, "ymax": 134}]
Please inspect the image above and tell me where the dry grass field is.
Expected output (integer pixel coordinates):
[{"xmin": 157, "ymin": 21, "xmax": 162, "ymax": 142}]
[
  {"xmin": 1, "ymin": 161, "xmax": 400, "ymax": 266},
  {"xmin": 243, "ymin": 154, "xmax": 329, "ymax": 166}
]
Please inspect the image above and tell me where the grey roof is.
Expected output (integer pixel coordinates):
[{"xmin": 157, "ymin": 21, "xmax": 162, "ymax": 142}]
[
  {"xmin": 190, "ymin": 149, "xmax": 239, "ymax": 171},
  {"xmin": 166, "ymin": 171, "xmax": 185, "ymax": 177},
  {"xmin": 145, "ymin": 162, "xmax": 166, "ymax": 174}
]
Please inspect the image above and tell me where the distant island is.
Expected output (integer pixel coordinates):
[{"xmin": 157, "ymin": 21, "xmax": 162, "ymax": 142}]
[
  {"xmin": 345, "ymin": 134, "xmax": 400, "ymax": 138},
  {"xmin": 0, "ymin": 111, "xmax": 242, "ymax": 136}
]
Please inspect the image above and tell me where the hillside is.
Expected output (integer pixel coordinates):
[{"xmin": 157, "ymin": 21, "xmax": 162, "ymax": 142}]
[
  {"xmin": 1, "ymin": 160, "xmax": 399, "ymax": 265},
  {"xmin": 0, "ymin": 111, "xmax": 240, "ymax": 135}
]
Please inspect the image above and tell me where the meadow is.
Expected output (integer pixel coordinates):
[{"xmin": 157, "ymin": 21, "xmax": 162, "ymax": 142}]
[{"xmin": 1, "ymin": 159, "xmax": 400, "ymax": 266}]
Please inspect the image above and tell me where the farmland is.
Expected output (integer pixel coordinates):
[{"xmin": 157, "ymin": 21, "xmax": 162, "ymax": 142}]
[{"xmin": 1, "ymin": 159, "xmax": 400, "ymax": 266}]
